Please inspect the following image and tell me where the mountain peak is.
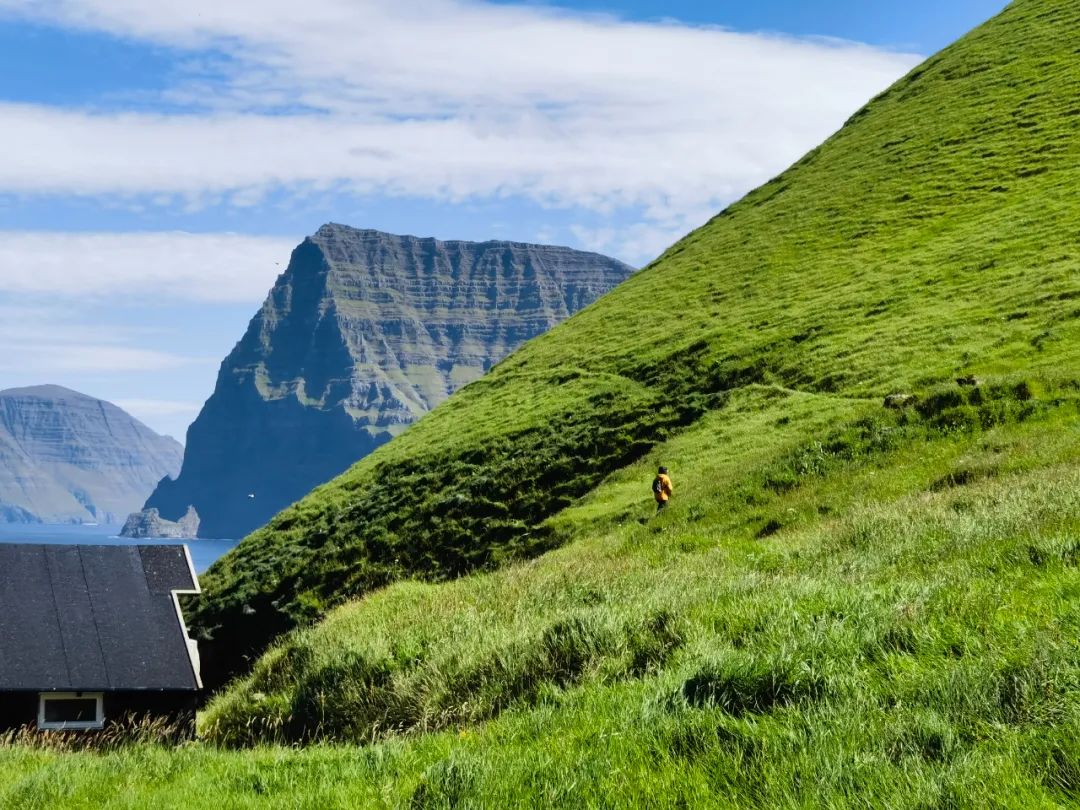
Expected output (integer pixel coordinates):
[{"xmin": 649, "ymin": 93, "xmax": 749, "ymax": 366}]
[
  {"xmin": 144, "ymin": 227, "xmax": 635, "ymax": 539},
  {"xmin": 0, "ymin": 384, "xmax": 95, "ymax": 401},
  {"xmin": 0, "ymin": 388, "xmax": 183, "ymax": 524},
  {"xmin": 307, "ymin": 223, "xmax": 600, "ymax": 257}
]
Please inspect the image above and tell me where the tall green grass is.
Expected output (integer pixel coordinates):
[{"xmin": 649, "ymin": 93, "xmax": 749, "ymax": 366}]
[{"xmin": 2, "ymin": 388, "xmax": 1077, "ymax": 807}]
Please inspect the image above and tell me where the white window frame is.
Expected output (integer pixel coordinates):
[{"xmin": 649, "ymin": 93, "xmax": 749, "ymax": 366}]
[{"xmin": 37, "ymin": 692, "xmax": 104, "ymax": 731}]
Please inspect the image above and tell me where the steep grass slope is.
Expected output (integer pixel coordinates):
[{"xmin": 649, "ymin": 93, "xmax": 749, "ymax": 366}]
[
  {"xmin": 188, "ymin": 0, "xmax": 1080, "ymax": 688},
  {"xmin": 202, "ymin": 382, "xmax": 1078, "ymax": 742}
]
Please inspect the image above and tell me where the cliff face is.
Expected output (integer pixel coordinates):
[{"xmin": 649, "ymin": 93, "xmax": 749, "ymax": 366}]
[
  {"xmin": 146, "ymin": 225, "xmax": 636, "ymax": 539},
  {"xmin": 0, "ymin": 386, "xmax": 184, "ymax": 524}
]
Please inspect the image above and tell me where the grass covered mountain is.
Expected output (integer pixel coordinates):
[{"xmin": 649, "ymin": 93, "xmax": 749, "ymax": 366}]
[
  {"xmin": 140, "ymin": 225, "xmax": 635, "ymax": 540},
  {"xmin": 3, "ymin": 0, "xmax": 1080, "ymax": 805},
  {"xmin": 187, "ymin": 0, "xmax": 1079, "ymax": 689},
  {"xmin": 0, "ymin": 386, "xmax": 183, "ymax": 525}
]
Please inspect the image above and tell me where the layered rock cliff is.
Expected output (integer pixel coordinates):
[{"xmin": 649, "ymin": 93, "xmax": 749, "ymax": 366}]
[
  {"xmin": 0, "ymin": 386, "xmax": 184, "ymax": 524},
  {"xmin": 143, "ymin": 224, "xmax": 635, "ymax": 539}
]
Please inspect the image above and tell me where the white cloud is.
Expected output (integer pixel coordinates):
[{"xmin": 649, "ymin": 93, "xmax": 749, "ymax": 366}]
[
  {"xmin": 0, "ymin": 302, "xmax": 204, "ymax": 375},
  {"xmin": 0, "ymin": 231, "xmax": 297, "ymax": 302},
  {"xmin": 571, "ymin": 206, "xmax": 718, "ymax": 266},
  {"xmin": 113, "ymin": 398, "xmax": 202, "ymax": 437},
  {"xmin": 113, "ymin": 398, "xmax": 203, "ymax": 416},
  {"xmin": 0, "ymin": 342, "xmax": 195, "ymax": 373},
  {"xmin": 0, "ymin": 0, "xmax": 921, "ymax": 226}
]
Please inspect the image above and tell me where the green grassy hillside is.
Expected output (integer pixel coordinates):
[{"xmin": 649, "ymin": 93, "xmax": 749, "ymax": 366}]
[
  {"xmin": 188, "ymin": 0, "xmax": 1080, "ymax": 689},
  {"xmin": 2, "ymin": 0, "xmax": 1080, "ymax": 806},
  {"xmin": 4, "ymin": 383, "xmax": 1077, "ymax": 807}
]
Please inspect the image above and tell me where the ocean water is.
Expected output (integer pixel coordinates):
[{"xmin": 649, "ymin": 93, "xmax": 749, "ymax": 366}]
[{"xmin": 0, "ymin": 523, "xmax": 238, "ymax": 574}]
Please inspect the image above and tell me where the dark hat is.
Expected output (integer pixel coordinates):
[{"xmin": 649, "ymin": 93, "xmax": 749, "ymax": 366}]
[{"xmin": 658, "ymin": 466, "xmax": 668, "ymax": 474}]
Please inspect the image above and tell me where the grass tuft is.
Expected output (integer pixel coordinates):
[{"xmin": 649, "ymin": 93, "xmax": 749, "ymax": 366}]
[{"xmin": 679, "ymin": 652, "xmax": 826, "ymax": 716}]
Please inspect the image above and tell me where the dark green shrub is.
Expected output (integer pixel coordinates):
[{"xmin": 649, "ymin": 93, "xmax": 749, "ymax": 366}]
[
  {"xmin": 410, "ymin": 758, "xmax": 476, "ymax": 809},
  {"xmin": 626, "ymin": 610, "xmax": 686, "ymax": 676},
  {"xmin": 288, "ymin": 650, "xmax": 396, "ymax": 740},
  {"xmin": 930, "ymin": 464, "xmax": 1000, "ymax": 491},
  {"xmin": 680, "ymin": 654, "xmax": 825, "ymax": 716},
  {"xmin": 1045, "ymin": 741, "xmax": 1080, "ymax": 799},
  {"xmin": 885, "ymin": 712, "xmax": 958, "ymax": 763}
]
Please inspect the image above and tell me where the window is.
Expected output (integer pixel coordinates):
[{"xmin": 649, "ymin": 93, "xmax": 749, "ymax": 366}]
[{"xmin": 37, "ymin": 692, "xmax": 104, "ymax": 730}]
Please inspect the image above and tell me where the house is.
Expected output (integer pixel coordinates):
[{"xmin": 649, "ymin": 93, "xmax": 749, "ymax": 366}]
[{"xmin": 0, "ymin": 544, "xmax": 202, "ymax": 735}]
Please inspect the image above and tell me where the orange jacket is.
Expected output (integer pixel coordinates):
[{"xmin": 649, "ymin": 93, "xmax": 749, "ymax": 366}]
[{"xmin": 653, "ymin": 473, "xmax": 673, "ymax": 503}]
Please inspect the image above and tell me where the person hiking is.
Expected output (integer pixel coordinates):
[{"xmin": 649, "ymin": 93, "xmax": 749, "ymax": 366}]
[{"xmin": 652, "ymin": 466, "xmax": 673, "ymax": 512}]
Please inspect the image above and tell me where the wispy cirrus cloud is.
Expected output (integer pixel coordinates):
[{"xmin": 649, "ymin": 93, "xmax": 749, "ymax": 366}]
[
  {"xmin": 0, "ymin": 231, "xmax": 296, "ymax": 302},
  {"xmin": 0, "ymin": 0, "xmax": 920, "ymax": 234},
  {"xmin": 113, "ymin": 398, "xmax": 202, "ymax": 437},
  {"xmin": 0, "ymin": 338, "xmax": 197, "ymax": 374},
  {"xmin": 0, "ymin": 230, "xmax": 293, "ymax": 386},
  {"xmin": 113, "ymin": 398, "xmax": 203, "ymax": 416},
  {"xmin": 0, "ymin": 0, "xmax": 926, "ymax": 435},
  {"xmin": 0, "ymin": 0, "xmax": 917, "ymax": 115},
  {"xmin": 0, "ymin": 304, "xmax": 200, "ymax": 374}
]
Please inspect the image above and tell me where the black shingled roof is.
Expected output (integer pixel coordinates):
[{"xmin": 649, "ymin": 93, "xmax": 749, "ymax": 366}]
[{"xmin": 0, "ymin": 544, "xmax": 200, "ymax": 691}]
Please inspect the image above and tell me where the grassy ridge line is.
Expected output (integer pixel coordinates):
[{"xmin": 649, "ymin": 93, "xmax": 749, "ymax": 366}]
[{"xmin": 189, "ymin": 0, "xmax": 1080, "ymax": 686}]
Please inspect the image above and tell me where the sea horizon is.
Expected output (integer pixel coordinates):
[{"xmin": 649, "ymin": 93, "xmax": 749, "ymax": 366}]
[{"xmin": 0, "ymin": 522, "xmax": 238, "ymax": 573}]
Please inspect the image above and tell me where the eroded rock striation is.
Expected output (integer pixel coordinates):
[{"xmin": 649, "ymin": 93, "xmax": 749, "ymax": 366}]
[
  {"xmin": 0, "ymin": 386, "xmax": 184, "ymax": 524},
  {"xmin": 143, "ymin": 224, "xmax": 636, "ymax": 539}
]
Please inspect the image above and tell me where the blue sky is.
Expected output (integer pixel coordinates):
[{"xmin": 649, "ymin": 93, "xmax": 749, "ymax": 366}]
[
  {"xmin": 493, "ymin": 0, "xmax": 1006, "ymax": 51},
  {"xmin": 0, "ymin": 0, "xmax": 1008, "ymax": 441}
]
